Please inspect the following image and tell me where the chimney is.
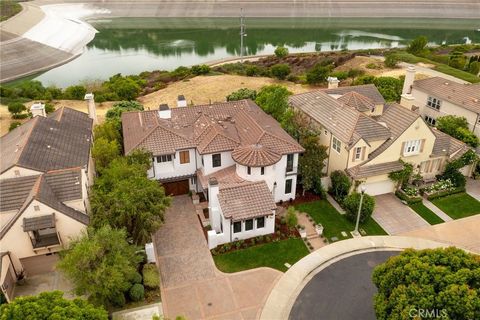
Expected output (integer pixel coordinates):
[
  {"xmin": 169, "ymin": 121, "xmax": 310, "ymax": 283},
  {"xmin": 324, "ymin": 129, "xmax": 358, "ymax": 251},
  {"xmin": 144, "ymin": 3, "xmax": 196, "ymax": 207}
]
[
  {"xmin": 402, "ymin": 66, "xmax": 416, "ymax": 96},
  {"xmin": 327, "ymin": 77, "xmax": 340, "ymax": 89},
  {"xmin": 158, "ymin": 104, "xmax": 171, "ymax": 119},
  {"xmin": 84, "ymin": 93, "xmax": 97, "ymax": 124},
  {"xmin": 177, "ymin": 95, "xmax": 187, "ymax": 108},
  {"xmin": 30, "ymin": 102, "xmax": 46, "ymax": 117}
]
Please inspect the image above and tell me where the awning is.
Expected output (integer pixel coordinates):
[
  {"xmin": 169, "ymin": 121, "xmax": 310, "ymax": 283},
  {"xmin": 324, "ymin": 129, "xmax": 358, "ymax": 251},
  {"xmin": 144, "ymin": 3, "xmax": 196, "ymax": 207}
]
[{"xmin": 23, "ymin": 213, "xmax": 55, "ymax": 232}]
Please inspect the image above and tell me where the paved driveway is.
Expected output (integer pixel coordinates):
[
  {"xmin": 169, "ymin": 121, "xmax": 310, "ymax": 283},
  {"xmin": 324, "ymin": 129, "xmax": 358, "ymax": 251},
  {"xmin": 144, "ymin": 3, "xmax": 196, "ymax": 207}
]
[
  {"xmin": 466, "ymin": 179, "xmax": 480, "ymax": 201},
  {"xmin": 154, "ymin": 195, "xmax": 282, "ymax": 320},
  {"xmin": 373, "ymin": 194, "xmax": 429, "ymax": 235}
]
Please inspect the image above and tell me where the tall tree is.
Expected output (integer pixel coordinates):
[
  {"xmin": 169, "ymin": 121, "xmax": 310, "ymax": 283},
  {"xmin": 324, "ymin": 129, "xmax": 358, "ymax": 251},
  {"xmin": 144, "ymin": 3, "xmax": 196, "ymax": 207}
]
[
  {"xmin": 298, "ymin": 135, "xmax": 328, "ymax": 195},
  {"xmin": 58, "ymin": 226, "xmax": 142, "ymax": 307},
  {"xmin": 0, "ymin": 291, "xmax": 108, "ymax": 319},
  {"xmin": 437, "ymin": 115, "xmax": 479, "ymax": 147},
  {"xmin": 255, "ymin": 85, "xmax": 292, "ymax": 122}
]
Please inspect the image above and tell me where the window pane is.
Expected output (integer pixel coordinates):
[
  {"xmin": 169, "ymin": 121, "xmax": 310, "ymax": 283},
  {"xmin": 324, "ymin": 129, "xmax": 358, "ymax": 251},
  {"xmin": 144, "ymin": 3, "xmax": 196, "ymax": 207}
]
[
  {"xmin": 212, "ymin": 154, "xmax": 221, "ymax": 167},
  {"xmin": 285, "ymin": 179, "xmax": 292, "ymax": 194},
  {"xmin": 247, "ymin": 167, "xmax": 251, "ymax": 174},
  {"xmin": 261, "ymin": 167, "xmax": 265, "ymax": 175},
  {"xmin": 257, "ymin": 217, "xmax": 265, "ymax": 228},
  {"xmin": 286, "ymin": 154, "xmax": 294, "ymax": 171},
  {"xmin": 233, "ymin": 221, "xmax": 242, "ymax": 233},
  {"xmin": 245, "ymin": 219, "xmax": 253, "ymax": 231}
]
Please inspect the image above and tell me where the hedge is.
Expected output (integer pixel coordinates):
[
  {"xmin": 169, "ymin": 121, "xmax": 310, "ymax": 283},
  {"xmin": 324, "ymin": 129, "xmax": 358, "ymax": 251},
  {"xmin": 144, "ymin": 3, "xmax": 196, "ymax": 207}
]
[
  {"xmin": 426, "ymin": 187, "xmax": 466, "ymax": 200},
  {"xmin": 395, "ymin": 190, "xmax": 422, "ymax": 205}
]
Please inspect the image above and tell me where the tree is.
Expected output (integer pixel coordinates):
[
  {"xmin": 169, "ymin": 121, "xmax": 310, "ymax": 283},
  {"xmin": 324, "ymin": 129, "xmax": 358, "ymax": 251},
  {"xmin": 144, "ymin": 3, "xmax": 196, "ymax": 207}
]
[
  {"xmin": 94, "ymin": 119, "xmax": 122, "ymax": 145},
  {"xmin": 255, "ymin": 85, "xmax": 292, "ymax": 122},
  {"xmin": 92, "ymin": 137, "xmax": 121, "ymax": 171},
  {"xmin": 306, "ymin": 64, "xmax": 331, "ymax": 85},
  {"xmin": 347, "ymin": 68, "xmax": 365, "ymax": 82},
  {"xmin": 330, "ymin": 170, "xmax": 351, "ymax": 201},
  {"xmin": 388, "ymin": 160, "xmax": 413, "ymax": 190},
  {"xmin": 64, "ymin": 85, "xmax": 87, "ymax": 100},
  {"xmin": 343, "ymin": 192, "xmax": 375, "ymax": 223},
  {"xmin": 58, "ymin": 226, "xmax": 143, "ymax": 307},
  {"xmin": 0, "ymin": 291, "xmax": 108, "ymax": 319},
  {"xmin": 90, "ymin": 152, "xmax": 171, "ymax": 245},
  {"xmin": 372, "ymin": 247, "xmax": 480, "ymax": 320},
  {"xmin": 226, "ymin": 88, "xmax": 257, "ymax": 101},
  {"xmin": 354, "ymin": 76, "xmax": 404, "ymax": 102},
  {"xmin": 274, "ymin": 46, "xmax": 289, "ymax": 58},
  {"xmin": 299, "ymin": 135, "xmax": 328, "ymax": 195},
  {"xmin": 406, "ymin": 36, "xmax": 428, "ymax": 55},
  {"xmin": 7, "ymin": 101, "xmax": 26, "ymax": 117},
  {"xmin": 270, "ymin": 63, "xmax": 291, "ymax": 80},
  {"xmin": 437, "ymin": 115, "xmax": 479, "ymax": 148},
  {"xmin": 106, "ymin": 100, "xmax": 144, "ymax": 122},
  {"xmin": 468, "ymin": 61, "xmax": 480, "ymax": 75}
]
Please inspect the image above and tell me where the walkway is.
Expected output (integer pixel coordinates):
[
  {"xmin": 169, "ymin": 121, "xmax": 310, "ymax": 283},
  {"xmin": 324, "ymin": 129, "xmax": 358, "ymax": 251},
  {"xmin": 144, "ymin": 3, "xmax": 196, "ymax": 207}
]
[
  {"xmin": 297, "ymin": 212, "xmax": 326, "ymax": 251},
  {"xmin": 422, "ymin": 199, "xmax": 452, "ymax": 222},
  {"xmin": 326, "ymin": 194, "xmax": 346, "ymax": 215},
  {"xmin": 466, "ymin": 179, "xmax": 480, "ymax": 201},
  {"xmin": 154, "ymin": 195, "xmax": 282, "ymax": 320},
  {"xmin": 372, "ymin": 194, "xmax": 429, "ymax": 235}
]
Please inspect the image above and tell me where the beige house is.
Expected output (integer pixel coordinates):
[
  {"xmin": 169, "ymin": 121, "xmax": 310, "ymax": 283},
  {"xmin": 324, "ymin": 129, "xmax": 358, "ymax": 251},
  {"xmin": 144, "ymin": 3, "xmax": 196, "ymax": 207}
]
[
  {"xmin": 290, "ymin": 84, "xmax": 472, "ymax": 196},
  {"xmin": 400, "ymin": 68, "xmax": 480, "ymax": 137},
  {"xmin": 0, "ymin": 106, "xmax": 94, "ymax": 302}
]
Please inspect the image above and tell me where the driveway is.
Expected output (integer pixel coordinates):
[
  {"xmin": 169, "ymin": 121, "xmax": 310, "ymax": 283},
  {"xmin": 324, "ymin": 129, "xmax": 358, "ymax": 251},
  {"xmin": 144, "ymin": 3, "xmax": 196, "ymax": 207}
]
[
  {"xmin": 373, "ymin": 194, "xmax": 429, "ymax": 235},
  {"xmin": 466, "ymin": 179, "xmax": 480, "ymax": 201},
  {"xmin": 154, "ymin": 195, "xmax": 282, "ymax": 320}
]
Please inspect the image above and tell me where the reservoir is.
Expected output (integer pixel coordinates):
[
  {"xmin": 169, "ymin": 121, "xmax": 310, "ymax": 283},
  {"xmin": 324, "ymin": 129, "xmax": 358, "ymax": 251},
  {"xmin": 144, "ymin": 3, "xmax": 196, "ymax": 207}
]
[{"xmin": 34, "ymin": 18, "xmax": 480, "ymax": 87}]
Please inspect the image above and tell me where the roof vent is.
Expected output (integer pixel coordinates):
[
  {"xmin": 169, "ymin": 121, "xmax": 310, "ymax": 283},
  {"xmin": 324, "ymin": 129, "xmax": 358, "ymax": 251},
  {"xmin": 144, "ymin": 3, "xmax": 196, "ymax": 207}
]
[
  {"xmin": 177, "ymin": 95, "xmax": 187, "ymax": 108},
  {"xmin": 30, "ymin": 102, "xmax": 46, "ymax": 118}
]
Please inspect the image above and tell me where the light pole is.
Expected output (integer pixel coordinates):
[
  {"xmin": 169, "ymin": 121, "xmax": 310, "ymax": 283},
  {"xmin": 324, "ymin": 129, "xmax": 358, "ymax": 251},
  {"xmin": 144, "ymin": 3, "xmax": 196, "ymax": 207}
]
[{"xmin": 352, "ymin": 186, "xmax": 366, "ymax": 237}]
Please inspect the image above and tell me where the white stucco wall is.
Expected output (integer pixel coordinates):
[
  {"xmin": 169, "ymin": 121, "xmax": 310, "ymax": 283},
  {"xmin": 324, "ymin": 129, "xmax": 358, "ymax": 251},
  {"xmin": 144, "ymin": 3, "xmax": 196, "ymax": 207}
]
[
  {"xmin": 0, "ymin": 166, "xmax": 42, "ymax": 179},
  {"xmin": 148, "ymin": 148, "xmax": 197, "ymax": 180},
  {"xmin": 201, "ymin": 151, "xmax": 235, "ymax": 175}
]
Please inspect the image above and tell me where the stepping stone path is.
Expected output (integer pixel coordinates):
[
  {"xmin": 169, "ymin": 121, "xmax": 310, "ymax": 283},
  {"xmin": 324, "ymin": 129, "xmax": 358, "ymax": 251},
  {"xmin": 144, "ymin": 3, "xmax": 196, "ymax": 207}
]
[{"xmin": 297, "ymin": 212, "xmax": 327, "ymax": 251}]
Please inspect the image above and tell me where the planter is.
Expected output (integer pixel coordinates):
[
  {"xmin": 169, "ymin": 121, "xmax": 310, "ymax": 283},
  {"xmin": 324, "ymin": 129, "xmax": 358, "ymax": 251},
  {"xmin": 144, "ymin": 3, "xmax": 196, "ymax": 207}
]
[
  {"xmin": 298, "ymin": 228, "xmax": 307, "ymax": 239},
  {"xmin": 192, "ymin": 194, "xmax": 200, "ymax": 205},
  {"xmin": 315, "ymin": 224, "xmax": 324, "ymax": 236}
]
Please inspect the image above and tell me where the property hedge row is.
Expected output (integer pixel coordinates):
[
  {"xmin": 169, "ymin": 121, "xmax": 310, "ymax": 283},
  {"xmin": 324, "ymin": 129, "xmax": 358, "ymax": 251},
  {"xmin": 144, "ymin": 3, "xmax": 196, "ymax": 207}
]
[
  {"xmin": 395, "ymin": 190, "xmax": 422, "ymax": 205},
  {"xmin": 426, "ymin": 187, "xmax": 466, "ymax": 200}
]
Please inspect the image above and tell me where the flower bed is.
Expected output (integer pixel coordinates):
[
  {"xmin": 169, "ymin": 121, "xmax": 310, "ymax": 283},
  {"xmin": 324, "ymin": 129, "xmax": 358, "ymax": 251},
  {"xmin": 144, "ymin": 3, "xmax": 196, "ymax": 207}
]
[
  {"xmin": 423, "ymin": 179, "xmax": 464, "ymax": 200},
  {"xmin": 426, "ymin": 187, "xmax": 466, "ymax": 200},
  {"xmin": 211, "ymin": 217, "xmax": 299, "ymax": 255},
  {"xmin": 395, "ymin": 188, "xmax": 422, "ymax": 205}
]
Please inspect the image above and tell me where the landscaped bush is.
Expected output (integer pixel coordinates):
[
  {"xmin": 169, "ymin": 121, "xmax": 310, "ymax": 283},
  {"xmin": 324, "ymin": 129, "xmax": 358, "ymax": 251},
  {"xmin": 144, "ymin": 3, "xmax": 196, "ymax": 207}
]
[
  {"xmin": 142, "ymin": 264, "xmax": 160, "ymax": 289},
  {"xmin": 8, "ymin": 121, "xmax": 21, "ymax": 132},
  {"xmin": 384, "ymin": 54, "xmax": 398, "ymax": 68},
  {"xmin": 286, "ymin": 206, "xmax": 298, "ymax": 228},
  {"xmin": 274, "ymin": 46, "xmax": 289, "ymax": 58},
  {"xmin": 424, "ymin": 179, "xmax": 455, "ymax": 193},
  {"xmin": 395, "ymin": 189, "xmax": 422, "ymax": 205},
  {"xmin": 131, "ymin": 272, "xmax": 143, "ymax": 284},
  {"xmin": 426, "ymin": 187, "xmax": 466, "ymax": 200},
  {"xmin": 226, "ymin": 88, "xmax": 257, "ymax": 101},
  {"xmin": 270, "ymin": 64, "xmax": 291, "ymax": 80},
  {"xmin": 190, "ymin": 64, "xmax": 211, "ymax": 75},
  {"xmin": 329, "ymin": 170, "xmax": 351, "ymax": 201},
  {"xmin": 129, "ymin": 284, "xmax": 145, "ymax": 302},
  {"xmin": 343, "ymin": 192, "xmax": 375, "ymax": 223}
]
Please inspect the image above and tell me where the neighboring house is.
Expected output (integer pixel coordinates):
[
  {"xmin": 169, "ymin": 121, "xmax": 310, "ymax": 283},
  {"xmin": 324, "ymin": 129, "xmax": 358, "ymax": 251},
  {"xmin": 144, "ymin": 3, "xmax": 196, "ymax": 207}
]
[
  {"xmin": 400, "ymin": 67, "xmax": 480, "ymax": 136},
  {"xmin": 122, "ymin": 98, "xmax": 304, "ymax": 248},
  {"xmin": 290, "ymin": 85, "xmax": 472, "ymax": 196},
  {"xmin": 0, "ymin": 105, "xmax": 94, "ymax": 302}
]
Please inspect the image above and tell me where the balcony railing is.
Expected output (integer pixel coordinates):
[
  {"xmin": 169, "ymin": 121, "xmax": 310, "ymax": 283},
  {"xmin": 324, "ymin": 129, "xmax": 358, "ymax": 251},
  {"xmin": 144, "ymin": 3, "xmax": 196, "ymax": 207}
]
[{"xmin": 285, "ymin": 166, "xmax": 298, "ymax": 176}]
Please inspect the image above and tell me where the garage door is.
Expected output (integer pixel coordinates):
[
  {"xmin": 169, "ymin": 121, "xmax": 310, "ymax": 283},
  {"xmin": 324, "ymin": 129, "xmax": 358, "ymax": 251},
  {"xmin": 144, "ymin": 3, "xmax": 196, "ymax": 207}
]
[
  {"xmin": 162, "ymin": 179, "xmax": 189, "ymax": 196},
  {"xmin": 359, "ymin": 180, "xmax": 395, "ymax": 196}
]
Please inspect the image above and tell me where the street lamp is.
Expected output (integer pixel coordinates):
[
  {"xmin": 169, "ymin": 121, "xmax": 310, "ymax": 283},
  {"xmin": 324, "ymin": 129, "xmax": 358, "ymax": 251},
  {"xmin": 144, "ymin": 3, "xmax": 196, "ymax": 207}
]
[{"xmin": 352, "ymin": 186, "xmax": 366, "ymax": 237}]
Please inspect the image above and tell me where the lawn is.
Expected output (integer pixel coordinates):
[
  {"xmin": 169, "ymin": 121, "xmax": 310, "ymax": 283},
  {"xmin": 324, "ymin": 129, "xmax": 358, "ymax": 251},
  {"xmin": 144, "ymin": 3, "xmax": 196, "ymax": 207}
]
[
  {"xmin": 432, "ymin": 193, "xmax": 480, "ymax": 219},
  {"xmin": 409, "ymin": 202, "xmax": 444, "ymax": 225},
  {"xmin": 213, "ymin": 238, "xmax": 309, "ymax": 272},
  {"xmin": 296, "ymin": 200, "xmax": 387, "ymax": 241}
]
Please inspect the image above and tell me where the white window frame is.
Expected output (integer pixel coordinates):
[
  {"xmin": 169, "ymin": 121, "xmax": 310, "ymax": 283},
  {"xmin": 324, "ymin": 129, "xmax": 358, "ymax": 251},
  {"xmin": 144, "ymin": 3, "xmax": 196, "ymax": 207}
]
[
  {"xmin": 427, "ymin": 96, "xmax": 441, "ymax": 110},
  {"xmin": 156, "ymin": 154, "xmax": 173, "ymax": 163},
  {"xmin": 332, "ymin": 137, "xmax": 341, "ymax": 153},
  {"xmin": 404, "ymin": 140, "xmax": 421, "ymax": 155},
  {"xmin": 354, "ymin": 147, "xmax": 362, "ymax": 161},
  {"xmin": 424, "ymin": 115, "xmax": 436, "ymax": 126}
]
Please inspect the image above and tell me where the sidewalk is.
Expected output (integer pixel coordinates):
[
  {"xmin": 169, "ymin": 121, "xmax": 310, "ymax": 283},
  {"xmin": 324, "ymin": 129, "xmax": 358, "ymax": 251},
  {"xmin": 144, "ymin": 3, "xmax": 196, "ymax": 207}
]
[
  {"xmin": 422, "ymin": 199, "xmax": 452, "ymax": 222},
  {"xmin": 326, "ymin": 194, "xmax": 346, "ymax": 215}
]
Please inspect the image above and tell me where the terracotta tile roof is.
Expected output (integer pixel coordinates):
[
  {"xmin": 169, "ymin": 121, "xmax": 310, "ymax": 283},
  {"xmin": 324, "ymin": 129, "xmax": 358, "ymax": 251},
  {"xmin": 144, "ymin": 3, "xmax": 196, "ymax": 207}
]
[
  {"xmin": 337, "ymin": 91, "xmax": 375, "ymax": 112},
  {"xmin": 122, "ymin": 99, "xmax": 303, "ymax": 156},
  {"xmin": 218, "ymin": 181, "xmax": 276, "ymax": 221},
  {"xmin": 232, "ymin": 144, "xmax": 282, "ymax": 167},
  {"xmin": 412, "ymin": 77, "xmax": 480, "ymax": 114},
  {"xmin": 0, "ymin": 108, "xmax": 93, "ymax": 174},
  {"xmin": 347, "ymin": 160, "xmax": 404, "ymax": 179},
  {"xmin": 431, "ymin": 128, "xmax": 470, "ymax": 159},
  {"xmin": 289, "ymin": 91, "xmax": 390, "ymax": 147},
  {"xmin": 197, "ymin": 165, "xmax": 245, "ymax": 190},
  {"xmin": 323, "ymin": 84, "xmax": 386, "ymax": 105}
]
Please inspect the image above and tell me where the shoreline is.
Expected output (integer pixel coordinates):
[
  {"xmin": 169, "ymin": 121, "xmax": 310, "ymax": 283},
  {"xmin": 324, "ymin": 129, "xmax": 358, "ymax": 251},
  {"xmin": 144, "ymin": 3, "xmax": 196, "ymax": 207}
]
[{"xmin": 1, "ymin": 0, "xmax": 480, "ymax": 84}]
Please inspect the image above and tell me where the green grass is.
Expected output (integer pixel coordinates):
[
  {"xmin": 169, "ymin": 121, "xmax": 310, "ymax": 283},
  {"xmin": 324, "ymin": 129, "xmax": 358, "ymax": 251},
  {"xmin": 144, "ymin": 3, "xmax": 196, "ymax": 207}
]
[
  {"xmin": 409, "ymin": 202, "xmax": 444, "ymax": 225},
  {"xmin": 432, "ymin": 193, "xmax": 480, "ymax": 219},
  {"xmin": 213, "ymin": 238, "xmax": 309, "ymax": 272},
  {"xmin": 0, "ymin": 1, "xmax": 22, "ymax": 22},
  {"xmin": 296, "ymin": 200, "xmax": 387, "ymax": 241}
]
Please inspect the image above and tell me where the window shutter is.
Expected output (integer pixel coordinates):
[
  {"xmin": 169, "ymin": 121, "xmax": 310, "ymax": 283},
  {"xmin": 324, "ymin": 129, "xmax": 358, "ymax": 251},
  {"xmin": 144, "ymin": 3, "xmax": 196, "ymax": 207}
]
[
  {"xmin": 401, "ymin": 142, "xmax": 406, "ymax": 156},
  {"xmin": 420, "ymin": 139, "xmax": 425, "ymax": 152},
  {"xmin": 361, "ymin": 147, "xmax": 366, "ymax": 160}
]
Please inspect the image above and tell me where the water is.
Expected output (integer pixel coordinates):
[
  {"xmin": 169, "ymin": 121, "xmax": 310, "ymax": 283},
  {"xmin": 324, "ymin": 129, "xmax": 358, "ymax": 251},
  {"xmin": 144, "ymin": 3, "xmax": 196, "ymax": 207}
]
[{"xmin": 34, "ymin": 18, "xmax": 480, "ymax": 87}]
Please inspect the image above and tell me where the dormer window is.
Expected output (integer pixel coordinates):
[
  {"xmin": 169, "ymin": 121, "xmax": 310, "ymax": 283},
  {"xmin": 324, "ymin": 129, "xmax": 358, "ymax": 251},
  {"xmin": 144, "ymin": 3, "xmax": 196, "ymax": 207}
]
[{"xmin": 427, "ymin": 96, "xmax": 441, "ymax": 110}]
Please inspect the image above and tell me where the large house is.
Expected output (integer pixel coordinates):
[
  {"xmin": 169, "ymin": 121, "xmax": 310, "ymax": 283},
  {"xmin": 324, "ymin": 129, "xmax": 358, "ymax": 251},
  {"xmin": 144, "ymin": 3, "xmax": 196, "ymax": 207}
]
[
  {"xmin": 290, "ymin": 84, "xmax": 473, "ymax": 196},
  {"xmin": 122, "ymin": 99, "xmax": 304, "ymax": 248},
  {"xmin": 0, "ymin": 105, "xmax": 94, "ymax": 302},
  {"xmin": 400, "ymin": 67, "xmax": 480, "ymax": 136}
]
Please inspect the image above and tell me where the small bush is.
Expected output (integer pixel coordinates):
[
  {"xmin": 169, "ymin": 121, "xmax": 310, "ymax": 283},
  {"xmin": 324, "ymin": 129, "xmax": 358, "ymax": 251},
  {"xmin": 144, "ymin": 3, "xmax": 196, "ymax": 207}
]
[
  {"xmin": 426, "ymin": 187, "xmax": 465, "ymax": 200},
  {"xmin": 111, "ymin": 292, "xmax": 126, "ymax": 307},
  {"xmin": 142, "ymin": 264, "xmax": 159, "ymax": 289},
  {"xmin": 330, "ymin": 170, "xmax": 351, "ymax": 201},
  {"xmin": 226, "ymin": 88, "xmax": 257, "ymax": 101},
  {"xmin": 270, "ymin": 64, "xmax": 291, "ymax": 80},
  {"xmin": 366, "ymin": 63, "xmax": 381, "ymax": 69},
  {"xmin": 131, "ymin": 272, "xmax": 143, "ymax": 284},
  {"xmin": 44, "ymin": 103, "xmax": 55, "ymax": 114},
  {"xmin": 344, "ymin": 192, "xmax": 375, "ymax": 223},
  {"xmin": 286, "ymin": 206, "xmax": 298, "ymax": 228},
  {"xmin": 274, "ymin": 46, "xmax": 289, "ymax": 58},
  {"xmin": 9, "ymin": 121, "xmax": 22, "ymax": 131},
  {"xmin": 129, "ymin": 283, "xmax": 145, "ymax": 302},
  {"xmin": 191, "ymin": 64, "xmax": 211, "ymax": 75},
  {"xmin": 384, "ymin": 54, "xmax": 398, "ymax": 68}
]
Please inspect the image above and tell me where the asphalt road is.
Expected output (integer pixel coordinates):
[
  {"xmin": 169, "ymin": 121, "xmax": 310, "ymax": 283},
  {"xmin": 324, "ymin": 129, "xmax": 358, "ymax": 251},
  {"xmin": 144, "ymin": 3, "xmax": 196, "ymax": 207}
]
[{"xmin": 289, "ymin": 250, "xmax": 399, "ymax": 320}]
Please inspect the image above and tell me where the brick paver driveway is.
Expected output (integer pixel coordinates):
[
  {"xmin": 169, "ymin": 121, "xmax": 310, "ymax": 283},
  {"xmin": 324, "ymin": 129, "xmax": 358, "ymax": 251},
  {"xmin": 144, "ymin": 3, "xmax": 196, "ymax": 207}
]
[
  {"xmin": 154, "ymin": 195, "xmax": 282, "ymax": 320},
  {"xmin": 373, "ymin": 194, "xmax": 429, "ymax": 235}
]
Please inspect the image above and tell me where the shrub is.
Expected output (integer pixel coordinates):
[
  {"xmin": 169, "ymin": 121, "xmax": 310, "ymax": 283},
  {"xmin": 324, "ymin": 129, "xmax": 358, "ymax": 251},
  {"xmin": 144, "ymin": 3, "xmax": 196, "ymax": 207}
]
[
  {"xmin": 9, "ymin": 121, "xmax": 21, "ymax": 131},
  {"xmin": 171, "ymin": 66, "xmax": 191, "ymax": 78},
  {"xmin": 64, "ymin": 85, "xmax": 87, "ymax": 100},
  {"xmin": 191, "ymin": 64, "xmax": 211, "ymax": 75},
  {"xmin": 468, "ymin": 61, "xmax": 480, "ymax": 75},
  {"xmin": 286, "ymin": 206, "xmax": 298, "ymax": 228},
  {"xmin": 426, "ymin": 187, "xmax": 465, "ymax": 200},
  {"xmin": 366, "ymin": 63, "xmax": 381, "ymax": 69},
  {"xmin": 329, "ymin": 71, "xmax": 349, "ymax": 80},
  {"xmin": 384, "ymin": 54, "xmax": 398, "ymax": 68},
  {"xmin": 44, "ymin": 103, "xmax": 55, "ymax": 114},
  {"xmin": 306, "ymin": 64, "xmax": 331, "ymax": 84},
  {"xmin": 274, "ymin": 46, "xmax": 289, "ymax": 58},
  {"xmin": 226, "ymin": 88, "xmax": 257, "ymax": 101},
  {"xmin": 129, "ymin": 284, "xmax": 145, "ymax": 302},
  {"xmin": 143, "ymin": 264, "xmax": 160, "ymax": 289},
  {"xmin": 329, "ymin": 170, "xmax": 351, "ymax": 201},
  {"xmin": 406, "ymin": 36, "xmax": 428, "ymax": 55},
  {"xmin": 395, "ymin": 190, "xmax": 422, "ymax": 205},
  {"xmin": 131, "ymin": 272, "xmax": 143, "ymax": 284},
  {"xmin": 246, "ymin": 65, "xmax": 259, "ymax": 76},
  {"xmin": 7, "ymin": 101, "xmax": 26, "ymax": 116},
  {"xmin": 343, "ymin": 192, "xmax": 375, "ymax": 223},
  {"xmin": 270, "ymin": 64, "xmax": 291, "ymax": 80},
  {"xmin": 111, "ymin": 292, "xmax": 126, "ymax": 307}
]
